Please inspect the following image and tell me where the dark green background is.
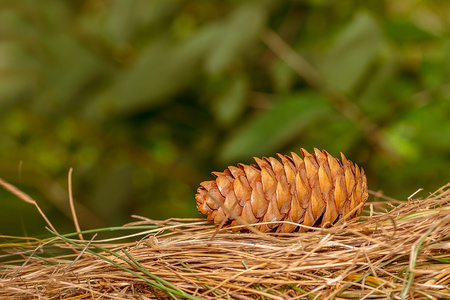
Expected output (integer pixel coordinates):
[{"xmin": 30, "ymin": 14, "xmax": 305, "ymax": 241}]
[{"xmin": 1, "ymin": 1, "xmax": 449, "ymax": 237}]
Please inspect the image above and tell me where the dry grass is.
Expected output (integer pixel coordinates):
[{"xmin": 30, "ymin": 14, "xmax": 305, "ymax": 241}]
[{"xmin": 1, "ymin": 182, "xmax": 449, "ymax": 299}]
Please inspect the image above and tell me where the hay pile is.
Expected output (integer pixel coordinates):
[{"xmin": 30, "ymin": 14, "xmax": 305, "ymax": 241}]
[{"xmin": 1, "ymin": 184, "xmax": 449, "ymax": 299}]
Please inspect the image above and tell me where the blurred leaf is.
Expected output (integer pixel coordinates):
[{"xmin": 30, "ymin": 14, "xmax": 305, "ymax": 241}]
[
  {"xmin": 405, "ymin": 102, "xmax": 450, "ymax": 151},
  {"xmin": 318, "ymin": 11, "xmax": 384, "ymax": 94},
  {"xmin": 385, "ymin": 20, "xmax": 436, "ymax": 43},
  {"xmin": 0, "ymin": 43, "xmax": 37, "ymax": 106},
  {"xmin": 358, "ymin": 54, "xmax": 396, "ymax": 110},
  {"xmin": 89, "ymin": 20, "xmax": 225, "ymax": 118},
  {"xmin": 269, "ymin": 59, "xmax": 297, "ymax": 93},
  {"xmin": 105, "ymin": 0, "xmax": 137, "ymax": 43},
  {"xmin": 211, "ymin": 75, "xmax": 249, "ymax": 127},
  {"xmin": 420, "ymin": 42, "xmax": 450, "ymax": 90},
  {"xmin": 92, "ymin": 42, "xmax": 198, "ymax": 117},
  {"xmin": 37, "ymin": 32, "xmax": 102, "ymax": 113},
  {"xmin": 298, "ymin": 116, "xmax": 360, "ymax": 156},
  {"xmin": 113, "ymin": 40, "xmax": 190, "ymax": 110},
  {"xmin": 219, "ymin": 91, "xmax": 331, "ymax": 163},
  {"xmin": 381, "ymin": 124, "xmax": 419, "ymax": 162},
  {"xmin": 205, "ymin": 2, "xmax": 267, "ymax": 74},
  {"xmin": 103, "ymin": 0, "xmax": 177, "ymax": 43}
]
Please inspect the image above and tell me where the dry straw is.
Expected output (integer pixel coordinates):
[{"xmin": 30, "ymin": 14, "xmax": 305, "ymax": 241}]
[{"xmin": 0, "ymin": 179, "xmax": 449, "ymax": 299}]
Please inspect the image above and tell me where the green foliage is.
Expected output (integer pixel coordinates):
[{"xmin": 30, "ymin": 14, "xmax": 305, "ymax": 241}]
[
  {"xmin": 219, "ymin": 91, "xmax": 331, "ymax": 162},
  {"xmin": 320, "ymin": 12, "xmax": 384, "ymax": 93},
  {"xmin": 1, "ymin": 0, "xmax": 449, "ymax": 236}
]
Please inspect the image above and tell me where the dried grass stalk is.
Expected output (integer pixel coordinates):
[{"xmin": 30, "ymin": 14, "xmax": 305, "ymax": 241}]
[{"xmin": 1, "ymin": 184, "xmax": 450, "ymax": 299}]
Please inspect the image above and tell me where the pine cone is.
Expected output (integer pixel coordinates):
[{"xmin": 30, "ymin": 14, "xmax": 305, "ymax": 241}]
[{"xmin": 196, "ymin": 148, "xmax": 368, "ymax": 233}]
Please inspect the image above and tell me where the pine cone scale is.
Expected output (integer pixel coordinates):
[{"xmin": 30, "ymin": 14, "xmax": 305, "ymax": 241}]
[
  {"xmin": 250, "ymin": 185, "xmax": 268, "ymax": 218},
  {"xmin": 196, "ymin": 148, "xmax": 368, "ymax": 233},
  {"xmin": 318, "ymin": 165, "xmax": 332, "ymax": 195}
]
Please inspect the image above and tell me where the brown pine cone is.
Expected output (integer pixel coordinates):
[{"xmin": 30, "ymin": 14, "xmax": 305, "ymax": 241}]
[{"xmin": 196, "ymin": 148, "xmax": 368, "ymax": 233}]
